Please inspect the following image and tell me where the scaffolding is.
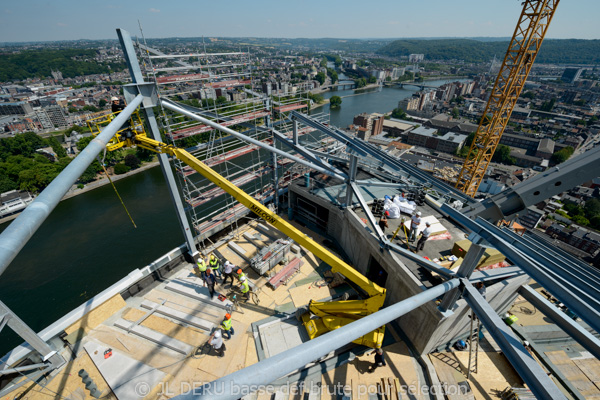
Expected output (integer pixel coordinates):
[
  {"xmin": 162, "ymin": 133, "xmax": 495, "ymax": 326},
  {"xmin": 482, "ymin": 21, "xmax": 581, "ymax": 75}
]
[{"xmin": 132, "ymin": 37, "xmax": 332, "ymax": 247}]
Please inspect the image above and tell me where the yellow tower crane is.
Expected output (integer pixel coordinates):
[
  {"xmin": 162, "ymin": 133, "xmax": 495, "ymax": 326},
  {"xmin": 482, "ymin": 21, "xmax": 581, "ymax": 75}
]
[{"xmin": 455, "ymin": 0, "xmax": 559, "ymax": 197}]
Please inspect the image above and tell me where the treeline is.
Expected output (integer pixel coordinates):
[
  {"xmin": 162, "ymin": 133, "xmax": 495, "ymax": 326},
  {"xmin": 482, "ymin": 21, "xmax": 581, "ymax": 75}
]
[
  {"xmin": 0, "ymin": 132, "xmax": 70, "ymax": 193},
  {"xmin": 377, "ymin": 39, "xmax": 600, "ymax": 64},
  {"xmin": 0, "ymin": 49, "xmax": 126, "ymax": 81}
]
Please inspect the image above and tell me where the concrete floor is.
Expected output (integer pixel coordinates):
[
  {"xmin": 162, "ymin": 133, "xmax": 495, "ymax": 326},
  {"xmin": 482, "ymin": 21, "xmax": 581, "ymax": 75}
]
[{"xmin": 18, "ymin": 218, "xmax": 547, "ymax": 400}]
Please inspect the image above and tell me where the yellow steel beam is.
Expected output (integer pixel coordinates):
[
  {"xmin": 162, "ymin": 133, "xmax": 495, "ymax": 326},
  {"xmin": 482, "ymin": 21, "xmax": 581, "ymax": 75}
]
[{"xmin": 455, "ymin": 0, "xmax": 559, "ymax": 197}]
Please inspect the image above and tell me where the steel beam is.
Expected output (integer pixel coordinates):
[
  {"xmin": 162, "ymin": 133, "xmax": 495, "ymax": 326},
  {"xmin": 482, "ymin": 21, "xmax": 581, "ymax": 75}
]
[
  {"xmin": 291, "ymin": 112, "xmax": 368, "ymax": 157},
  {"xmin": 439, "ymin": 243, "xmax": 486, "ymax": 311},
  {"xmin": 442, "ymin": 204, "xmax": 600, "ymax": 334},
  {"xmin": 161, "ymin": 99, "xmax": 347, "ymax": 181},
  {"xmin": 350, "ymin": 182, "xmax": 386, "ymax": 242},
  {"xmin": 469, "ymin": 266, "xmax": 524, "ymax": 282},
  {"xmin": 386, "ymin": 242, "xmax": 456, "ymax": 280},
  {"xmin": 271, "ymin": 129, "xmax": 348, "ymax": 179},
  {"xmin": 499, "ymin": 227, "xmax": 600, "ymax": 292},
  {"xmin": 518, "ymin": 285, "xmax": 600, "ymax": 360},
  {"xmin": 463, "ymin": 144, "xmax": 600, "ymax": 222},
  {"xmin": 117, "ymin": 29, "xmax": 198, "ymax": 257},
  {"xmin": 0, "ymin": 94, "xmax": 143, "ymax": 278},
  {"xmin": 462, "ymin": 281, "xmax": 566, "ymax": 400},
  {"xmin": 345, "ymin": 155, "xmax": 358, "ymax": 207},
  {"xmin": 174, "ymin": 279, "xmax": 460, "ymax": 400},
  {"xmin": 291, "ymin": 112, "xmax": 473, "ymax": 204},
  {"xmin": 355, "ymin": 180, "xmax": 411, "ymax": 188},
  {"xmin": 0, "ymin": 301, "xmax": 64, "ymax": 373}
]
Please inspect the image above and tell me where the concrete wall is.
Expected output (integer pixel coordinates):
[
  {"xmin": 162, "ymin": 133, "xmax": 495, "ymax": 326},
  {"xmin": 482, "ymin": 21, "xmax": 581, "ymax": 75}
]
[{"xmin": 289, "ymin": 184, "xmax": 527, "ymax": 354}]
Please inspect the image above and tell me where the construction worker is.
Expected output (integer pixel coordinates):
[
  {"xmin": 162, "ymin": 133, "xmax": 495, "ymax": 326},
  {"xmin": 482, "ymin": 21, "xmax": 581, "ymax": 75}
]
[
  {"xmin": 415, "ymin": 221, "xmax": 432, "ymax": 253},
  {"xmin": 205, "ymin": 268, "xmax": 217, "ymax": 299},
  {"xmin": 209, "ymin": 254, "xmax": 222, "ymax": 279},
  {"xmin": 222, "ymin": 260, "xmax": 235, "ymax": 286},
  {"xmin": 195, "ymin": 257, "xmax": 208, "ymax": 283},
  {"xmin": 236, "ymin": 268, "xmax": 247, "ymax": 283},
  {"xmin": 368, "ymin": 348, "xmax": 386, "ymax": 373},
  {"xmin": 111, "ymin": 96, "xmax": 124, "ymax": 114},
  {"xmin": 409, "ymin": 211, "xmax": 422, "ymax": 242},
  {"xmin": 379, "ymin": 211, "xmax": 389, "ymax": 234},
  {"xmin": 221, "ymin": 313, "xmax": 234, "ymax": 339},
  {"xmin": 209, "ymin": 329, "xmax": 226, "ymax": 358},
  {"xmin": 240, "ymin": 278, "xmax": 250, "ymax": 302}
]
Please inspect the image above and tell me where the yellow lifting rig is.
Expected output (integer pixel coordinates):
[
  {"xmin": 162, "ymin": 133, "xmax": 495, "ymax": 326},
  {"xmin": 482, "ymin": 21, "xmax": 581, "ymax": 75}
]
[{"xmin": 94, "ymin": 113, "xmax": 387, "ymax": 348}]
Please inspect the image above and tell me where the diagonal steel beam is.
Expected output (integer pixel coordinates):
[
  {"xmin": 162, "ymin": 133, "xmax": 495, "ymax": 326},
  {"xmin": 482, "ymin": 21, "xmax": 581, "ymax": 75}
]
[
  {"xmin": 519, "ymin": 285, "xmax": 600, "ymax": 360},
  {"xmin": 271, "ymin": 129, "xmax": 348, "ymax": 179},
  {"xmin": 0, "ymin": 94, "xmax": 144, "ymax": 278},
  {"xmin": 161, "ymin": 99, "xmax": 347, "ymax": 181},
  {"xmin": 462, "ymin": 279, "xmax": 566, "ymax": 399},
  {"xmin": 350, "ymin": 182, "xmax": 386, "ymax": 242},
  {"xmin": 174, "ymin": 279, "xmax": 460, "ymax": 400},
  {"xmin": 443, "ymin": 204, "xmax": 600, "ymax": 333}
]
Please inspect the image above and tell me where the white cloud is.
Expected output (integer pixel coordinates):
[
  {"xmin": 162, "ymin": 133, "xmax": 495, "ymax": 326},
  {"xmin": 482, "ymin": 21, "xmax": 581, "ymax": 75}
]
[{"xmin": 149, "ymin": 8, "xmax": 160, "ymax": 13}]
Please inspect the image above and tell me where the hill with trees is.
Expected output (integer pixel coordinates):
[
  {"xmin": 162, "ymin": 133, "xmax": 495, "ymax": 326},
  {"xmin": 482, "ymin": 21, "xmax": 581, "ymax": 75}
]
[
  {"xmin": 377, "ymin": 39, "xmax": 600, "ymax": 64},
  {"xmin": 0, "ymin": 49, "xmax": 126, "ymax": 81}
]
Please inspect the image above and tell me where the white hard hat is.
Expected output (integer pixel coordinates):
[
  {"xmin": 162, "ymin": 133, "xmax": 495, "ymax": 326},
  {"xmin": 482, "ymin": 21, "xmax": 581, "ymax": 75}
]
[
  {"xmin": 426, "ymin": 222, "xmax": 431, "ymax": 226},
  {"xmin": 416, "ymin": 211, "xmax": 421, "ymax": 216},
  {"xmin": 214, "ymin": 329, "xmax": 221, "ymax": 337},
  {"xmin": 240, "ymin": 275, "xmax": 247, "ymax": 282},
  {"xmin": 111, "ymin": 96, "xmax": 118, "ymax": 101},
  {"xmin": 523, "ymin": 341, "xmax": 530, "ymax": 347}
]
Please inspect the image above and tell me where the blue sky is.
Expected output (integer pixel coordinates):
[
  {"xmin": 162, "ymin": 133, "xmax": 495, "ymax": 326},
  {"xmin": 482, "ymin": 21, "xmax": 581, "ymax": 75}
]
[{"xmin": 1, "ymin": 1, "xmax": 598, "ymax": 43}]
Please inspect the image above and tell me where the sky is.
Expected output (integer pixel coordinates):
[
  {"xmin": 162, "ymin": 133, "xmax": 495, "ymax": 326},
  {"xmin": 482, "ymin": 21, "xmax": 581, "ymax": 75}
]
[{"xmin": 1, "ymin": 0, "xmax": 599, "ymax": 43}]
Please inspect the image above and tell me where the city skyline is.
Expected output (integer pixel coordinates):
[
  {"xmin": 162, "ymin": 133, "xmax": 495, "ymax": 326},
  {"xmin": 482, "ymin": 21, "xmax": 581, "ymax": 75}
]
[{"xmin": 1, "ymin": 0, "xmax": 599, "ymax": 43}]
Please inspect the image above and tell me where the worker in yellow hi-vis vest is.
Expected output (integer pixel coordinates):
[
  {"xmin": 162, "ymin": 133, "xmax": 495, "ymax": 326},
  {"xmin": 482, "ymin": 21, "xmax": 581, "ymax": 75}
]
[{"xmin": 221, "ymin": 313, "xmax": 234, "ymax": 339}]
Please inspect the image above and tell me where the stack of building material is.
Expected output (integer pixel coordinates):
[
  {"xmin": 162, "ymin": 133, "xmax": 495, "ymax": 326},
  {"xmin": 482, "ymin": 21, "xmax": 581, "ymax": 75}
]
[
  {"xmin": 268, "ymin": 258, "xmax": 304, "ymax": 289},
  {"xmin": 452, "ymin": 239, "xmax": 506, "ymax": 268},
  {"xmin": 403, "ymin": 215, "xmax": 448, "ymax": 236}
]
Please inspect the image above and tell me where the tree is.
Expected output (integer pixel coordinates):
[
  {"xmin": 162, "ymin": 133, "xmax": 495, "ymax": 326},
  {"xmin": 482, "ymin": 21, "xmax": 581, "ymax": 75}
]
[
  {"xmin": 78, "ymin": 160, "xmax": 101, "ymax": 183},
  {"xmin": 355, "ymin": 78, "xmax": 367, "ymax": 88},
  {"xmin": 315, "ymin": 72, "xmax": 327, "ymax": 85},
  {"xmin": 522, "ymin": 91, "xmax": 536, "ymax": 99},
  {"xmin": 329, "ymin": 96, "xmax": 342, "ymax": 108},
  {"xmin": 216, "ymin": 96, "xmax": 227, "ymax": 105},
  {"xmin": 99, "ymin": 99, "xmax": 107, "ymax": 108},
  {"xmin": 572, "ymin": 215, "xmax": 590, "ymax": 226},
  {"xmin": 540, "ymin": 98, "xmax": 556, "ymax": 112},
  {"xmin": 45, "ymin": 136, "xmax": 67, "ymax": 158},
  {"xmin": 320, "ymin": 57, "xmax": 327, "ymax": 68},
  {"xmin": 76, "ymin": 136, "xmax": 93, "ymax": 152},
  {"xmin": 136, "ymin": 147, "xmax": 154, "ymax": 162},
  {"xmin": 391, "ymin": 107, "xmax": 407, "ymax": 120},
  {"xmin": 124, "ymin": 154, "xmax": 141, "ymax": 170},
  {"xmin": 114, "ymin": 163, "xmax": 130, "ymax": 175},
  {"xmin": 451, "ymin": 107, "xmax": 460, "ymax": 118},
  {"xmin": 492, "ymin": 144, "xmax": 515, "ymax": 165},
  {"xmin": 368, "ymin": 76, "xmax": 377, "ymax": 84},
  {"xmin": 334, "ymin": 56, "xmax": 342, "ymax": 67},
  {"xmin": 550, "ymin": 146, "xmax": 574, "ymax": 164},
  {"xmin": 584, "ymin": 198, "xmax": 600, "ymax": 219}
]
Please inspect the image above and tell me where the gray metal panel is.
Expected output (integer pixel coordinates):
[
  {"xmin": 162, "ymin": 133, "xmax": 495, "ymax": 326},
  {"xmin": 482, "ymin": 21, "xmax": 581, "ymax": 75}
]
[
  {"xmin": 165, "ymin": 279, "xmax": 233, "ymax": 310},
  {"xmin": 518, "ymin": 285, "xmax": 600, "ymax": 360},
  {"xmin": 442, "ymin": 204, "xmax": 600, "ymax": 334},
  {"xmin": 462, "ymin": 281, "xmax": 566, "ymax": 400},
  {"xmin": 140, "ymin": 300, "xmax": 215, "ymax": 331},
  {"xmin": 84, "ymin": 340, "xmax": 166, "ymax": 400},
  {"xmin": 114, "ymin": 318, "xmax": 194, "ymax": 355}
]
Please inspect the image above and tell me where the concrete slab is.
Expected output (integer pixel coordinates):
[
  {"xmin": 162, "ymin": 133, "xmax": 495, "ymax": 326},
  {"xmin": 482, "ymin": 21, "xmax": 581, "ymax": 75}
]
[
  {"xmin": 140, "ymin": 300, "xmax": 215, "ymax": 332},
  {"xmin": 114, "ymin": 318, "xmax": 194, "ymax": 355},
  {"xmin": 84, "ymin": 340, "xmax": 166, "ymax": 400},
  {"xmin": 165, "ymin": 279, "xmax": 233, "ymax": 310}
]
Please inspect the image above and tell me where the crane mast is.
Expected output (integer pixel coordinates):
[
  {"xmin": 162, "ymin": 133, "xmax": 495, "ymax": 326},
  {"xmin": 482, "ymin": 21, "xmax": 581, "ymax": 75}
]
[{"xmin": 455, "ymin": 0, "xmax": 559, "ymax": 197}]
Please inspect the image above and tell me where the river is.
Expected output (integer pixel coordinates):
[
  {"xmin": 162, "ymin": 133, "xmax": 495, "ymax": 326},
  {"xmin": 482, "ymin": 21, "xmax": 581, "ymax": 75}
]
[{"xmin": 0, "ymin": 76, "xmax": 467, "ymax": 355}]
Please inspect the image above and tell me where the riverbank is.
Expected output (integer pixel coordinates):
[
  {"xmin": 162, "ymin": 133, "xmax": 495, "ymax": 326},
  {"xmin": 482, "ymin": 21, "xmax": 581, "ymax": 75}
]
[
  {"xmin": 310, "ymin": 83, "xmax": 383, "ymax": 111},
  {"xmin": 0, "ymin": 160, "xmax": 160, "ymax": 226}
]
